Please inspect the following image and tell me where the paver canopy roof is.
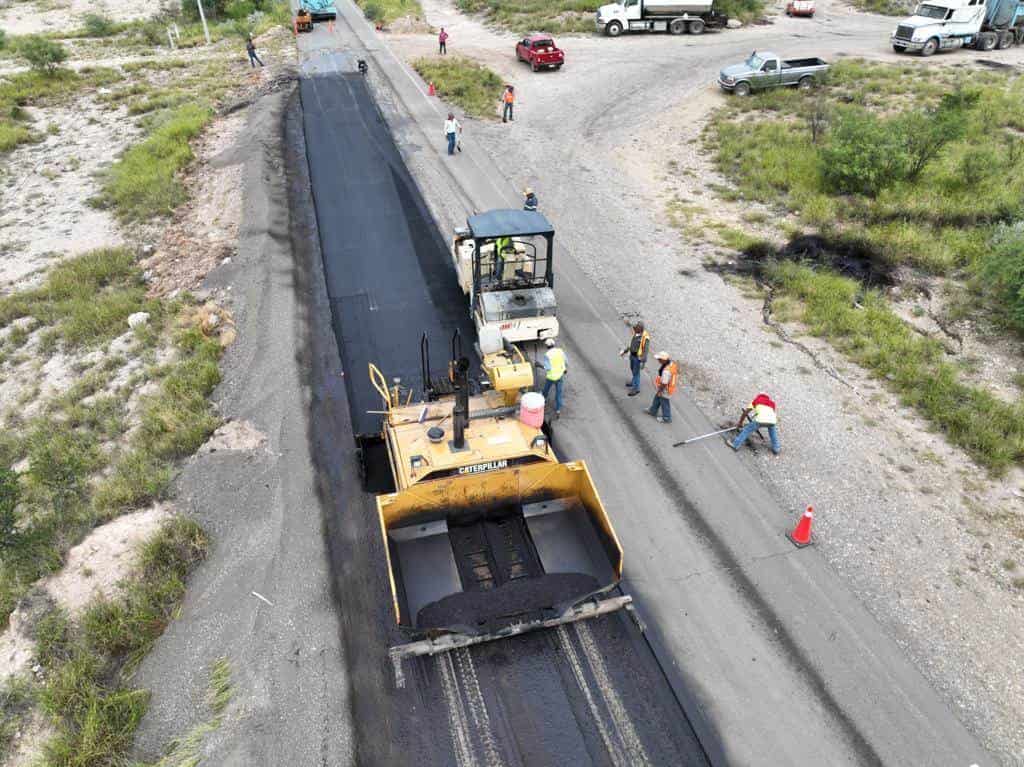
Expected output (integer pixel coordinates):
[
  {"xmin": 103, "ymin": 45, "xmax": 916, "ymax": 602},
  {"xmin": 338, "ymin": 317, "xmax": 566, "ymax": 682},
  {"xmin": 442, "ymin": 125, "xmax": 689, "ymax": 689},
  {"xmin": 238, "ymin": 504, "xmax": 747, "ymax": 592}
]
[{"xmin": 467, "ymin": 209, "xmax": 554, "ymax": 239}]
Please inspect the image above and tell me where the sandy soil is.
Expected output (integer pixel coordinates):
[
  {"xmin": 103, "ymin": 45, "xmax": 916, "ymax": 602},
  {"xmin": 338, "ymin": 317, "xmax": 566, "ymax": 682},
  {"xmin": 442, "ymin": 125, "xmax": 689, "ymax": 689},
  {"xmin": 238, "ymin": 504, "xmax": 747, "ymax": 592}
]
[
  {"xmin": 389, "ymin": 0, "xmax": 1024, "ymax": 761},
  {"xmin": 42, "ymin": 503, "xmax": 174, "ymax": 615},
  {"xmin": 0, "ymin": 0, "xmax": 165, "ymax": 36},
  {"xmin": 0, "ymin": 97, "xmax": 138, "ymax": 290}
]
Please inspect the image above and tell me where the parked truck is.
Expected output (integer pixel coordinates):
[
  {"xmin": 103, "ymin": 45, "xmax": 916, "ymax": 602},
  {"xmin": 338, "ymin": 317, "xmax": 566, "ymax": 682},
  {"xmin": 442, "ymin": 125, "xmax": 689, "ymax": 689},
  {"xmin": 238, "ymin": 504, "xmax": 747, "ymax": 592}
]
[
  {"xmin": 891, "ymin": 0, "xmax": 1024, "ymax": 55},
  {"xmin": 719, "ymin": 52, "xmax": 829, "ymax": 95},
  {"xmin": 595, "ymin": 0, "xmax": 728, "ymax": 36}
]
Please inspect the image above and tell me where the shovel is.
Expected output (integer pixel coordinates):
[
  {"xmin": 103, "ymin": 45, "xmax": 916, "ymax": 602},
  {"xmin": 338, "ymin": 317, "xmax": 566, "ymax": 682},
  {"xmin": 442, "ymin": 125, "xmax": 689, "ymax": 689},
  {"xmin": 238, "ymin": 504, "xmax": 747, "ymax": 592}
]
[{"xmin": 672, "ymin": 426, "xmax": 738, "ymax": 448}]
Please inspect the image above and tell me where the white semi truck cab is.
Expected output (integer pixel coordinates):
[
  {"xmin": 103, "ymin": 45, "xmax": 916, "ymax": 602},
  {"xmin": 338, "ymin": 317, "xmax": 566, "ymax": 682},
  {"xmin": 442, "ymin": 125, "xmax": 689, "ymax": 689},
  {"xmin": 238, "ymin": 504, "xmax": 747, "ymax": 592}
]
[
  {"xmin": 891, "ymin": 0, "xmax": 1024, "ymax": 54},
  {"xmin": 595, "ymin": 0, "xmax": 727, "ymax": 35}
]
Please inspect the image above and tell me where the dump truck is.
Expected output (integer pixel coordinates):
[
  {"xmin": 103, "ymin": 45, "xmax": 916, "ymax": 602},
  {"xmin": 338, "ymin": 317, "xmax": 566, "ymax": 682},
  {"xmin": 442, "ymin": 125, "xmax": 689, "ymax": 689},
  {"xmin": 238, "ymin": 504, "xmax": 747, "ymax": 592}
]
[
  {"xmin": 453, "ymin": 209, "xmax": 559, "ymax": 345},
  {"xmin": 364, "ymin": 331, "xmax": 629, "ymax": 686},
  {"xmin": 305, "ymin": 0, "xmax": 337, "ymax": 21},
  {"xmin": 595, "ymin": 0, "xmax": 729, "ymax": 36},
  {"xmin": 891, "ymin": 0, "xmax": 1024, "ymax": 54}
]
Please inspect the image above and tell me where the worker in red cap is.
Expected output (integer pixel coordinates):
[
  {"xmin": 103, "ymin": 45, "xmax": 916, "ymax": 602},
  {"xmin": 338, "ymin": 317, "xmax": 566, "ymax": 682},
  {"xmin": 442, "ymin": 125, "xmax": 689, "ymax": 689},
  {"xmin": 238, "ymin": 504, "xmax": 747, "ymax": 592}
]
[{"xmin": 726, "ymin": 393, "xmax": 780, "ymax": 455}]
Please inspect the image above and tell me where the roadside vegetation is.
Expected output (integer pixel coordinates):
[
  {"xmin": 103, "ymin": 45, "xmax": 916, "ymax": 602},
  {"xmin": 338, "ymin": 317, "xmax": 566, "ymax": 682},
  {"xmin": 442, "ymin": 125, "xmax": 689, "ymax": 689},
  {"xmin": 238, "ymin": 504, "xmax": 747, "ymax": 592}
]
[
  {"xmin": 359, "ymin": 0, "xmax": 424, "ymax": 26},
  {"xmin": 412, "ymin": 56, "xmax": 503, "ymax": 117},
  {"xmin": 25, "ymin": 516, "xmax": 206, "ymax": 766},
  {"xmin": 704, "ymin": 59, "xmax": 1024, "ymax": 472},
  {"xmin": 0, "ymin": 249, "xmax": 224, "ymax": 627}
]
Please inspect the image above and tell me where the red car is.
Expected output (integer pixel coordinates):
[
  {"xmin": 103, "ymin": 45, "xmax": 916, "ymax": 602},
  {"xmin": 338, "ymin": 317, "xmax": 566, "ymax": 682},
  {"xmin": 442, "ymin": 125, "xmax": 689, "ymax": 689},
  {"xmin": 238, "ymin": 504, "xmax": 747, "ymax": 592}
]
[{"xmin": 515, "ymin": 34, "xmax": 564, "ymax": 72}]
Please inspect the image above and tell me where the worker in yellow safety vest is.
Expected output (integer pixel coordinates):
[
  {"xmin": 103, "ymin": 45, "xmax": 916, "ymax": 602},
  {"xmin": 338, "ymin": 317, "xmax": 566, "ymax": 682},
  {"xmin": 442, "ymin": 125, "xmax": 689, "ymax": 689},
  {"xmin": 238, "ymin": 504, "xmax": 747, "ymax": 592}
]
[
  {"xmin": 726, "ymin": 393, "xmax": 780, "ymax": 455},
  {"xmin": 539, "ymin": 337, "xmax": 566, "ymax": 418},
  {"xmin": 494, "ymin": 236, "xmax": 513, "ymax": 280},
  {"xmin": 646, "ymin": 351, "xmax": 678, "ymax": 424},
  {"xmin": 619, "ymin": 321, "xmax": 650, "ymax": 397}
]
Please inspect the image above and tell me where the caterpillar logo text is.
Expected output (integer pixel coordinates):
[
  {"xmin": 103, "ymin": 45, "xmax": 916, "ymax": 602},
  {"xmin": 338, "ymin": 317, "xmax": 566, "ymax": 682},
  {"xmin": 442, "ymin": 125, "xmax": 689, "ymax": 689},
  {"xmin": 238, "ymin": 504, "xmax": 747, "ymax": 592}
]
[{"xmin": 458, "ymin": 459, "xmax": 510, "ymax": 475}]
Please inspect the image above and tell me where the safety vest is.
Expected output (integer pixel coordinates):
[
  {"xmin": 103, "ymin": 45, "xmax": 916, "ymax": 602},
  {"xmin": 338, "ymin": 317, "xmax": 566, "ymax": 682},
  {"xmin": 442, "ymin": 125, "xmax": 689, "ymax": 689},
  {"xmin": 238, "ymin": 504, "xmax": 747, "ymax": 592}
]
[
  {"xmin": 495, "ymin": 237, "xmax": 512, "ymax": 256},
  {"xmin": 546, "ymin": 348, "xmax": 566, "ymax": 381},
  {"xmin": 659, "ymin": 361, "xmax": 678, "ymax": 396},
  {"xmin": 630, "ymin": 330, "xmax": 650, "ymax": 359},
  {"xmin": 750, "ymin": 400, "xmax": 777, "ymax": 425},
  {"xmin": 503, "ymin": 90, "xmax": 515, "ymax": 103}
]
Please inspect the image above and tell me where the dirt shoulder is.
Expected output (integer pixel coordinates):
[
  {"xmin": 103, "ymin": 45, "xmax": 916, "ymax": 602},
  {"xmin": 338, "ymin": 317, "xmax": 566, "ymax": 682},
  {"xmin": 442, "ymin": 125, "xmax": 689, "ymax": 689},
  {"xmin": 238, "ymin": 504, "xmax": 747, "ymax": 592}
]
[{"xmin": 127, "ymin": 82, "xmax": 354, "ymax": 767}]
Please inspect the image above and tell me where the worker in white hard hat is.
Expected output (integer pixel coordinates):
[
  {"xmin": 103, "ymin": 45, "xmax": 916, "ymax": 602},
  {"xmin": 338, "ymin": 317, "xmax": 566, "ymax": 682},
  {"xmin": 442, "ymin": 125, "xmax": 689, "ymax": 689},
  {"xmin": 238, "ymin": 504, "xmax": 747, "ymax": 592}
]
[
  {"xmin": 523, "ymin": 188, "xmax": 538, "ymax": 212},
  {"xmin": 646, "ymin": 351, "xmax": 679, "ymax": 424},
  {"xmin": 537, "ymin": 337, "xmax": 566, "ymax": 418}
]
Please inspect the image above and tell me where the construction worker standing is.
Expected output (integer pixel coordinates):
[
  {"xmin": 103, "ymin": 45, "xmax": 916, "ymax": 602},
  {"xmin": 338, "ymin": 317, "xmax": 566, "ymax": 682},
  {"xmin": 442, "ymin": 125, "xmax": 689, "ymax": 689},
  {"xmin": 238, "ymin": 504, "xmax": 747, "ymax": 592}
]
[
  {"xmin": 646, "ymin": 351, "xmax": 678, "ymax": 423},
  {"xmin": 726, "ymin": 393, "xmax": 780, "ymax": 455},
  {"xmin": 538, "ymin": 338, "xmax": 566, "ymax": 418},
  {"xmin": 523, "ymin": 188, "xmax": 538, "ymax": 212},
  {"xmin": 501, "ymin": 85, "xmax": 515, "ymax": 122},
  {"xmin": 619, "ymin": 321, "xmax": 650, "ymax": 397}
]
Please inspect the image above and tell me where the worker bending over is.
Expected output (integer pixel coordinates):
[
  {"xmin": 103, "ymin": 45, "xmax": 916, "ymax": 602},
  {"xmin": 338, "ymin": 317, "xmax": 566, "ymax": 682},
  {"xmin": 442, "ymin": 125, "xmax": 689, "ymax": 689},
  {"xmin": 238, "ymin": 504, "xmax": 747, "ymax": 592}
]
[
  {"xmin": 523, "ymin": 188, "xmax": 538, "ymax": 212},
  {"xmin": 646, "ymin": 351, "xmax": 677, "ymax": 423},
  {"xmin": 620, "ymin": 321, "xmax": 650, "ymax": 397},
  {"xmin": 539, "ymin": 338, "xmax": 566, "ymax": 418},
  {"xmin": 727, "ymin": 393, "xmax": 780, "ymax": 455}
]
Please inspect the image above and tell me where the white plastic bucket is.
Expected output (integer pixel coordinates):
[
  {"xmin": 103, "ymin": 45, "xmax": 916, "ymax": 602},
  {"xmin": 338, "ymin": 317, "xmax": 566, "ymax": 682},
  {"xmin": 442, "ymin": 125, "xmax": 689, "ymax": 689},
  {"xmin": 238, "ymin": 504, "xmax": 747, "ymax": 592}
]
[{"xmin": 519, "ymin": 391, "xmax": 546, "ymax": 428}]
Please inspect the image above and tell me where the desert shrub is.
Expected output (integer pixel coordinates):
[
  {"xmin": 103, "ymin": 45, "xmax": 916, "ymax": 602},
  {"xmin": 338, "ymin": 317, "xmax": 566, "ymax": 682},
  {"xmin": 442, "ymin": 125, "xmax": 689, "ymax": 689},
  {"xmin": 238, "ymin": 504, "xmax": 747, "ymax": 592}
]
[
  {"xmin": 83, "ymin": 13, "xmax": 118, "ymax": 36},
  {"xmin": 18, "ymin": 37, "xmax": 67, "ymax": 73}
]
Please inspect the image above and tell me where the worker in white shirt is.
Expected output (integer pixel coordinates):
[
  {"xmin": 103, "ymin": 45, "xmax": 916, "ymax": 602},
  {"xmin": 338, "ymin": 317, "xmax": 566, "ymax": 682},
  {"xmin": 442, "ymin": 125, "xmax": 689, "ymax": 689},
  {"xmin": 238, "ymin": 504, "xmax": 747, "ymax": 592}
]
[{"xmin": 444, "ymin": 112, "xmax": 461, "ymax": 156}]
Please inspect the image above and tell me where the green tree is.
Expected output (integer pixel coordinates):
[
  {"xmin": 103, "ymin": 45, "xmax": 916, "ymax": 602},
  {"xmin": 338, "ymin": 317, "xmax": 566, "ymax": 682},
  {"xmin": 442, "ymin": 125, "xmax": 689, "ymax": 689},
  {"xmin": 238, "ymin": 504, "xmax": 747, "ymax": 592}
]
[
  {"xmin": 18, "ymin": 36, "xmax": 68, "ymax": 73},
  {"xmin": 895, "ymin": 89, "xmax": 975, "ymax": 181}
]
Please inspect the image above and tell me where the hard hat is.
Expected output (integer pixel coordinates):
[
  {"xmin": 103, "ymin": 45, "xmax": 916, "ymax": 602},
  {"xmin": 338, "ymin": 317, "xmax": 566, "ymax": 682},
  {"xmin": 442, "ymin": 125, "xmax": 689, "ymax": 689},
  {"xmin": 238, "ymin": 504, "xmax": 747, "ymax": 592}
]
[
  {"xmin": 654, "ymin": 350, "xmax": 670, "ymax": 360},
  {"xmin": 633, "ymin": 321, "xmax": 644, "ymax": 330},
  {"xmin": 545, "ymin": 338, "xmax": 556, "ymax": 347},
  {"xmin": 525, "ymin": 187, "xmax": 534, "ymax": 195}
]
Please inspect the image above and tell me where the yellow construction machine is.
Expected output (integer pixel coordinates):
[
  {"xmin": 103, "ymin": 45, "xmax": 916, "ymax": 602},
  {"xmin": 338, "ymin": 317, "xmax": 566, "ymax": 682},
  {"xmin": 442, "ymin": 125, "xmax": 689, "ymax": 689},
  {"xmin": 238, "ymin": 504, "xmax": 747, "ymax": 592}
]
[
  {"xmin": 294, "ymin": 7, "xmax": 313, "ymax": 32},
  {"xmin": 365, "ymin": 332, "xmax": 630, "ymax": 686}
]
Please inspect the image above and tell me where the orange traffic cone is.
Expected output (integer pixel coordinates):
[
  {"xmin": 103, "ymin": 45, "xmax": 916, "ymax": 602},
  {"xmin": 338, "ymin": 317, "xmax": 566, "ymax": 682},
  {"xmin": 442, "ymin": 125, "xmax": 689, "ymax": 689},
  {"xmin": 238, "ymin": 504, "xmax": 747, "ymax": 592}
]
[
  {"xmin": 788, "ymin": 506, "xmax": 814, "ymax": 548},
  {"xmin": 428, "ymin": 81, "xmax": 436, "ymax": 96}
]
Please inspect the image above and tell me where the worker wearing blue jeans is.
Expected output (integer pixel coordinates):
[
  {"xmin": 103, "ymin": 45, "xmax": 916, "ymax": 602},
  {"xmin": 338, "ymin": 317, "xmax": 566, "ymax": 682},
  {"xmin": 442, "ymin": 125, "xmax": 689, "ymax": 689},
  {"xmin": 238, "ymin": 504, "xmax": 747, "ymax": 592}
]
[
  {"xmin": 539, "ymin": 338, "xmax": 566, "ymax": 417},
  {"xmin": 727, "ymin": 393, "xmax": 781, "ymax": 455}
]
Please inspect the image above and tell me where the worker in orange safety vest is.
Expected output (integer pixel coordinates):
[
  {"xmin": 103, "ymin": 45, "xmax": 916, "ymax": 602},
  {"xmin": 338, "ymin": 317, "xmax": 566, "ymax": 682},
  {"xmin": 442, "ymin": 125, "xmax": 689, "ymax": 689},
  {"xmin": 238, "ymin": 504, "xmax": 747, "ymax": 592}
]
[
  {"xmin": 646, "ymin": 351, "xmax": 678, "ymax": 424},
  {"xmin": 501, "ymin": 85, "xmax": 515, "ymax": 123}
]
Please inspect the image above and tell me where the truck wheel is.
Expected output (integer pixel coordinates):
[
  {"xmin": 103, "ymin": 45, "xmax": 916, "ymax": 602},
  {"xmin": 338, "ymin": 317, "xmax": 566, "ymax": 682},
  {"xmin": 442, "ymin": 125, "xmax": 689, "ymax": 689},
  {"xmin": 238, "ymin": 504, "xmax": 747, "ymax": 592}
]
[
  {"xmin": 892, "ymin": 43, "xmax": 905, "ymax": 52},
  {"xmin": 920, "ymin": 37, "xmax": 938, "ymax": 56},
  {"xmin": 798, "ymin": 75, "xmax": 814, "ymax": 90},
  {"xmin": 979, "ymin": 31, "xmax": 997, "ymax": 50},
  {"xmin": 669, "ymin": 18, "xmax": 686, "ymax": 34},
  {"xmin": 531, "ymin": 59, "xmax": 538, "ymax": 71},
  {"xmin": 688, "ymin": 18, "xmax": 705, "ymax": 34},
  {"xmin": 997, "ymin": 30, "xmax": 1014, "ymax": 48},
  {"xmin": 606, "ymin": 20, "xmax": 623, "ymax": 36},
  {"xmin": 734, "ymin": 81, "xmax": 751, "ymax": 96}
]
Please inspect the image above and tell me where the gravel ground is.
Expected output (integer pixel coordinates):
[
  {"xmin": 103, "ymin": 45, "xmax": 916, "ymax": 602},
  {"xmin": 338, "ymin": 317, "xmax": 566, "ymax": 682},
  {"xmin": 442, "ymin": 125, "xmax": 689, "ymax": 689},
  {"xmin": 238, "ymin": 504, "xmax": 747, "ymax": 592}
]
[{"xmin": 389, "ymin": 1, "xmax": 1024, "ymax": 762}]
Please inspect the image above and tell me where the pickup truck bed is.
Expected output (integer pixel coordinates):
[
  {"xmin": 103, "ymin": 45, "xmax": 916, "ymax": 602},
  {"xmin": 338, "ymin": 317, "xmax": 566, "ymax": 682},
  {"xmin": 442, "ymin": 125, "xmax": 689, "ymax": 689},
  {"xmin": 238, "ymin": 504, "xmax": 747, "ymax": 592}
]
[{"xmin": 782, "ymin": 57, "xmax": 827, "ymax": 68}]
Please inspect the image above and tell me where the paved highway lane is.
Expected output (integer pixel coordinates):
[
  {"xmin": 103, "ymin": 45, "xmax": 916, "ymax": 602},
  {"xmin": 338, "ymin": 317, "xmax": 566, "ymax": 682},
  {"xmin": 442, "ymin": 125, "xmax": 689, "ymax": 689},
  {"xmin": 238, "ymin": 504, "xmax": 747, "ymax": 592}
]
[
  {"xmin": 300, "ymin": 4, "xmax": 994, "ymax": 765},
  {"xmin": 297, "ymin": 55, "xmax": 717, "ymax": 766}
]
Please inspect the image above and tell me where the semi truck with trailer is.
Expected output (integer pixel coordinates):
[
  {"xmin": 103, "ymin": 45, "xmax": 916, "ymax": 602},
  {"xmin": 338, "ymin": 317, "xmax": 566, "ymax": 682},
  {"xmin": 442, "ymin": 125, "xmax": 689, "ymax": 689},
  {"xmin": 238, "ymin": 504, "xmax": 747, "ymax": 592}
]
[
  {"xmin": 891, "ymin": 0, "xmax": 1024, "ymax": 54},
  {"xmin": 595, "ymin": 0, "xmax": 728, "ymax": 36}
]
